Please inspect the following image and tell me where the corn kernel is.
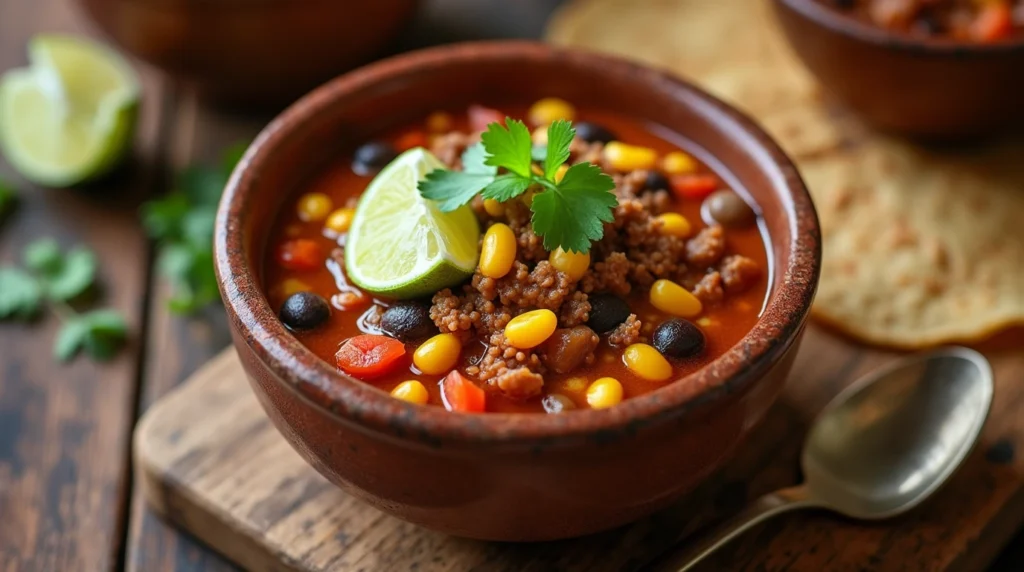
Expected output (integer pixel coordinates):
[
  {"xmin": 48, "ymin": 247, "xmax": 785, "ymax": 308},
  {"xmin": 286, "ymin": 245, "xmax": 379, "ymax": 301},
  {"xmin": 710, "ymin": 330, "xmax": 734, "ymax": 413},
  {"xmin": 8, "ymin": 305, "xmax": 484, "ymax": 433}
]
[
  {"xmin": 603, "ymin": 141, "xmax": 658, "ymax": 172},
  {"xmin": 555, "ymin": 164, "xmax": 569, "ymax": 183},
  {"xmin": 528, "ymin": 97, "xmax": 576, "ymax": 126},
  {"xmin": 297, "ymin": 192, "xmax": 333, "ymax": 222},
  {"xmin": 276, "ymin": 278, "xmax": 310, "ymax": 299},
  {"xmin": 504, "ymin": 309, "xmax": 558, "ymax": 349},
  {"xmin": 532, "ymin": 125, "xmax": 549, "ymax": 145},
  {"xmin": 549, "ymin": 247, "xmax": 590, "ymax": 281},
  {"xmin": 324, "ymin": 207, "xmax": 355, "ymax": 234},
  {"xmin": 586, "ymin": 377, "xmax": 624, "ymax": 409},
  {"xmin": 531, "ymin": 163, "xmax": 544, "ymax": 176},
  {"xmin": 661, "ymin": 151, "xmax": 698, "ymax": 175},
  {"xmin": 656, "ymin": 213, "xmax": 693, "ymax": 238},
  {"xmin": 650, "ymin": 279, "xmax": 703, "ymax": 318},
  {"xmin": 391, "ymin": 380, "xmax": 429, "ymax": 405},
  {"xmin": 560, "ymin": 376, "xmax": 589, "ymax": 393},
  {"xmin": 483, "ymin": 198, "xmax": 505, "ymax": 218},
  {"xmin": 520, "ymin": 187, "xmax": 539, "ymax": 207},
  {"xmin": 426, "ymin": 111, "xmax": 453, "ymax": 133},
  {"xmin": 623, "ymin": 344, "xmax": 673, "ymax": 382},
  {"xmin": 413, "ymin": 333, "xmax": 462, "ymax": 375},
  {"xmin": 697, "ymin": 317, "xmax": 714, "ymax": 328},
  {"xmin": 479, "ymin": 223, "xmax": 517, "ymax": 279}
]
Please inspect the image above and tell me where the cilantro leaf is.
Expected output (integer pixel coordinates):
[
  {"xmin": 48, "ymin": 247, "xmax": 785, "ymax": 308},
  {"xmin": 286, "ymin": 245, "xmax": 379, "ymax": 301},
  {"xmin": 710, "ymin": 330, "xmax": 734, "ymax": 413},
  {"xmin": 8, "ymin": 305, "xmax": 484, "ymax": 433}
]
[
  {"xmin": 23, "ymin": 239, "xmax": 98, "ymax": 302},
  {"xmin": 419, "ymin": 170, "xmax": 495, "ymax": 212},
  {"xmin": 461, "ymin": 142, "xmax": 497, "ymax": 176},
  {"xmin": 530, "ymin": 162, "xmax": 617, "ymax": 254},
  {"xmin": 54, "ymin": 309, "xmax": 127, "ymax": 362},
  {"xmin": 142, "ymin": 142, "xmax": 247, "ymax": 314},
  {"xmin": 544, "ymin": 120, "xmax": 574, "ymax": 180},
  {"xmin": 0, "ymin": 267, "xmax": 42, "ymax": 320},
  {"xmin": 481, "ymin": 118, "xmax": 533, "ymax": 177},
  {"xmin": 481, "ymin": 174, "xmax": 533, "ymax": 202},
  {"xmin": 141, "ymin": 193, "xmax": 191, "ymax": 241},
  {"xmin": 221, "ymin": 142, "xmax": 249, "ymax": 174}
]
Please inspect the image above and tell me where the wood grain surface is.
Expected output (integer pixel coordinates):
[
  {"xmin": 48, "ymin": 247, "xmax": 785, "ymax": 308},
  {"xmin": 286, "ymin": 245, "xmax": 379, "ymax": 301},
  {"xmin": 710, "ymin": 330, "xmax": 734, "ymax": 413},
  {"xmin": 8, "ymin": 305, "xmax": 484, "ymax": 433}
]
[
  {"xmin": 135, "ymin": 328, "xmax": 1024, "ymax": 572},
  {"xmin": 2, "ymin": 0, "xmax": 1024, "ymax": 570},
  {"xmin": 0, "ymin": 1, "xmax": 167, "ymax": 570}
]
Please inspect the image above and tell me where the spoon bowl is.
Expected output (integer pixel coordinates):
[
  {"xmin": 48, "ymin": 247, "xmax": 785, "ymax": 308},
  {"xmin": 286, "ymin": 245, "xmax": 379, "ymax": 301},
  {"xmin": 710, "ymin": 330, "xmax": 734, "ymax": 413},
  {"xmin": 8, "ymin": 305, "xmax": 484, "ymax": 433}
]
[
  {"xmin": 674, "ymin": 347, "xmax": 993, "ymax": 571},
  {"xmin": 803, "ymin": 347, "xmax": 993, "ymax": 520}
]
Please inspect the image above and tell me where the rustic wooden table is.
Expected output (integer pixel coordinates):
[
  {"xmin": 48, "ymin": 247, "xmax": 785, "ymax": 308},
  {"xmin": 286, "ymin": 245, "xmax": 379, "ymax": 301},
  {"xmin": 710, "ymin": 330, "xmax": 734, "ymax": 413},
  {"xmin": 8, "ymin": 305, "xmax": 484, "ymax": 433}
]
[{"xmin": 0, "ymin": 0, "xmax": 1022, "ymax": 570}]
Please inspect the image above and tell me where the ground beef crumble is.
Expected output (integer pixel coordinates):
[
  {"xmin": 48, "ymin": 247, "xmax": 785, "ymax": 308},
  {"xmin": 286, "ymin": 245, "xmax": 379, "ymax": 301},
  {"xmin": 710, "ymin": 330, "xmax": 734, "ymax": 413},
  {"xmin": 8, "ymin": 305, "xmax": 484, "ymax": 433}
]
[{"xmin": 417, "ymin": 129, "xmax": 761, "ymax": 401}]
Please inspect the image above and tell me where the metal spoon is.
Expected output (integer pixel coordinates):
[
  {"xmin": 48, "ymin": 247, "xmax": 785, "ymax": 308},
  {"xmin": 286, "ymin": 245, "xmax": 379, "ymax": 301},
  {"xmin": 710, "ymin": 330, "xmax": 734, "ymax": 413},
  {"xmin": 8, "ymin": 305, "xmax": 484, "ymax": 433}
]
[{"xmin": 671, "ymin": 347, "xmax": 993, "ymax": 571}]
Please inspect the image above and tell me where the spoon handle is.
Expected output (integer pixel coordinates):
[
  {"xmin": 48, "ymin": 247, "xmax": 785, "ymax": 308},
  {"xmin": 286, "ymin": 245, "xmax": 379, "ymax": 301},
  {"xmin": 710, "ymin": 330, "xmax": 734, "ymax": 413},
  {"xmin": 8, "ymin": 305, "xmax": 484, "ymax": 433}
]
[{"xmin": 669, "ymin": 485, "xmax": 816, "ymax": 571}]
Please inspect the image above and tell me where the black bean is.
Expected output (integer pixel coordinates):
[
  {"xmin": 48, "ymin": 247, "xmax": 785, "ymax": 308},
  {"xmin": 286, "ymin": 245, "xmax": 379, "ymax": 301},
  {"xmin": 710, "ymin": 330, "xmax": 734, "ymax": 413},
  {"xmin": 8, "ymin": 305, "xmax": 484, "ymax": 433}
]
[
  {"xmin": 703, "ymin": 189, "xmax": 756, "ymax": 228},
  {"xmin": 380, "ymin": 301, "xmax": 436, "ymax": 342},
  {"xmin": 574, "ymin": 121, "xmax": 617, "ymax": 144},
  {"xmin": 279, "ymin": 292, "xmax": 331, "ymax": 331},
  {"xmin": 644, "ymin": 171, "xmax": 671, "ymax": 194},
  {"xmin": 587, "ymin": 293, "xmax": 631, "ymax": 334},
  {"xmin": 653, "ymin": 318, "xmax": 705, "ymax": 359},
  {"xmin": 352, "ymin": 141, "xmax": 397, "ymax": 176}
]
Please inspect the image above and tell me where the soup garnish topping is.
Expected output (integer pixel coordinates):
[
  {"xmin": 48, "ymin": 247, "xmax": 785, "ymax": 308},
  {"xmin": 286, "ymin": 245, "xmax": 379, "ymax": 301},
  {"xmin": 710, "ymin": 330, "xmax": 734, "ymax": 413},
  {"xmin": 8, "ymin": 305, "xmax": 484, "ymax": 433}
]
[{"xmin": 263, "ymin": 100, "xmax": 770, "ymax": 413}]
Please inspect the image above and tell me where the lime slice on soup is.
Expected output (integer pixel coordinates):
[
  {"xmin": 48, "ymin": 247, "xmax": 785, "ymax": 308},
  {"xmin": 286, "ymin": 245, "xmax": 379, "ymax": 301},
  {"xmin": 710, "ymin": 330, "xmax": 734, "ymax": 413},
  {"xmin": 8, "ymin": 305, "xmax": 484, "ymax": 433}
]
[
  {"xmin": 345, "ymin": 147, "xmax": 480, "ymax": 299},
  {"xmin": 0, "ymin": 35, "xmax": 139, "ymax": 187}
]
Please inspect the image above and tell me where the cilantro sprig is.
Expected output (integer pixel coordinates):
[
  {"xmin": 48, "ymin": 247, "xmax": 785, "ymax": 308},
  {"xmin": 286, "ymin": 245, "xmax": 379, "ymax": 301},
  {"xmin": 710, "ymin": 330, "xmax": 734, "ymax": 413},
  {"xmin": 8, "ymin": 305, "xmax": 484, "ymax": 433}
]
[
  {"xmin": 419, "ymin": 119, "xmax": 616, "ymax": 253},
  {"xmin": 0, "ymin": 239, "xmax": 128, "ymax": 362},
  {"xmin": 142, "ymin": 142, "xmax": 247, "ymax": 314}
]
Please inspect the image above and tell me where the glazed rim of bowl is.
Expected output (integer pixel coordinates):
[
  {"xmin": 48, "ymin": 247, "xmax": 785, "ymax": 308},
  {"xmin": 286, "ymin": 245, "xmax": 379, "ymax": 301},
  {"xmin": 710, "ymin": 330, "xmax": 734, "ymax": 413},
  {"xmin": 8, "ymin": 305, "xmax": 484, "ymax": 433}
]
[
  {"xmin": 778, "ymin": 0, "xmax": 1024, "ymax": 52},
  {"xmin": 215, "ymin": 41, "xmax": 820, "ymax": 447}
]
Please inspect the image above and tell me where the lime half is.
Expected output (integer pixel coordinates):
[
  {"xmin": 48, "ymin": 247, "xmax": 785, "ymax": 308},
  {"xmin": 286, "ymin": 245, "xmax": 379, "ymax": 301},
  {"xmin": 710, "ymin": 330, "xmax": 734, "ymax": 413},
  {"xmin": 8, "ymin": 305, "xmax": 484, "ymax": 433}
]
[
  {"xmin": 0, "ymin": 35, "xmax": 140, "ymax": 187},
  {"xmin": 345, "ymin": 147, "xmax": 480, "ymax": 299}
]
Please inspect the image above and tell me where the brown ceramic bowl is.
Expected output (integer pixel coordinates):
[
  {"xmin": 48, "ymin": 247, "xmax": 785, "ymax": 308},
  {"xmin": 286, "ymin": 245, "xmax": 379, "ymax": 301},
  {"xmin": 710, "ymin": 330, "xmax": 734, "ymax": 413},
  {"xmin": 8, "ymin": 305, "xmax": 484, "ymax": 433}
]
[
  {"xmin": 772, "ymin": 0, "xmax": 1024, "ymax": 138},
  {"xmin": 75, "ymin": 0, "xmax": 420, "ymax": 105},
  {"xmin": 214, "ymin": 41, "xmax": 820, "ymax": 541}
]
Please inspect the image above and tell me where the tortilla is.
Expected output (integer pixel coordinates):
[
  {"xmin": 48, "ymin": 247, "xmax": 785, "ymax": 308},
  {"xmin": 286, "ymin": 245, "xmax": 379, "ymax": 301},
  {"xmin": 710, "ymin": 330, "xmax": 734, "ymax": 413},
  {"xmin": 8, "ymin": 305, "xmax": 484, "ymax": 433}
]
[{"xmin": 547, "ymin": 0, "xmax": 1024, "ymax": 347}]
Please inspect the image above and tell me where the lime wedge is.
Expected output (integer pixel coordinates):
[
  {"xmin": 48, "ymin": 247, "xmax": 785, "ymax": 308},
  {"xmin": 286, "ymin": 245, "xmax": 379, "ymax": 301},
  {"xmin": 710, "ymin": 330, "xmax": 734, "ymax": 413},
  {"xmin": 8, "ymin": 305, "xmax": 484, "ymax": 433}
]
[
  {"xmin": 345, "ymin": 147, "xmax": 480, "ymax": 299},
  {"xmin": 0, "ymin": 35, "xmax": 140, "ymax": 187}
]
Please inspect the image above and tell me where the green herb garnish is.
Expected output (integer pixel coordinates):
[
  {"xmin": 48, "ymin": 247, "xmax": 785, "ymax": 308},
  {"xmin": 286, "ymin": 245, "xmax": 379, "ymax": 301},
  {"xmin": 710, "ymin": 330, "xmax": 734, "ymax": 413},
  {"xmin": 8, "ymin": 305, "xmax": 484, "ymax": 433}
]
[
  {"xmin": 419, "ymin": 119, "xmax": 616, "ymax": 253},
  {"xmin": 142, "ymin": 142, "xmax": 247, "ymax": 314},
  {"xmin": 0, "ymin": 239, "xmax": 127, "ymax": 362}
]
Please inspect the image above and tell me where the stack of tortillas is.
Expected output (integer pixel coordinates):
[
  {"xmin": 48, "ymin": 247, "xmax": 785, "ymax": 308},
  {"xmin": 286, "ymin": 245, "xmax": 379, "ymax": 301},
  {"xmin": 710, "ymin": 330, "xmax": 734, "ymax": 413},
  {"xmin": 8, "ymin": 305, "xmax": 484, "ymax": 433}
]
[{"xmin": 548, "ymin": 0, "xmax": 1024, "ymax": 348}]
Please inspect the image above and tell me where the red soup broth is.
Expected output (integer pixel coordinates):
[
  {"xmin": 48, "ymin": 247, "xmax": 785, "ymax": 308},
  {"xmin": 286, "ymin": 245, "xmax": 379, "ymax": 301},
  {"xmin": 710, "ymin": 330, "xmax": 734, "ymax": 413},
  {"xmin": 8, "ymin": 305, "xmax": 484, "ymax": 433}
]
[{"xmin": 262, "ymin": 106, "xmax": 771, "ymax": 413}]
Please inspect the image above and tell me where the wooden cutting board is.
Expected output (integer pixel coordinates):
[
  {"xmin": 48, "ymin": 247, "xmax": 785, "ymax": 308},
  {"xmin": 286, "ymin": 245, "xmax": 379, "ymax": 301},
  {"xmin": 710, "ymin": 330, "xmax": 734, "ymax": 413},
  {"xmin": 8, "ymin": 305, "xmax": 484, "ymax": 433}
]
[{"xmin": 135, "ymin": 325, "xmax": 1024, "ymax": 572}]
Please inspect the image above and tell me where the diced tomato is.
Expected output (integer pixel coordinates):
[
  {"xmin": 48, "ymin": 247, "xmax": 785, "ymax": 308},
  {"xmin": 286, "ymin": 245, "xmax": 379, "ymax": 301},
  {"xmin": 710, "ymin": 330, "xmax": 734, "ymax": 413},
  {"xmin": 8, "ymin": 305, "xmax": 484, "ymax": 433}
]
[
  {"xmin": 332, "ymin": 289, "xmax": 370, "ymax": 311},
  {"xmin": 468, "ymin": 104, "xmax": 505, "ymax": 133},
  {"xmin": 971, "ymin": 3, "xmax": 1013, "ymax": 43},
  {"xmin": 395, "ymin": 130, "xmax": 428, "ymax": 151},
  {"xmin": 336, "ymin": 334, "xmax": 406, "ymax": 379},
  {"xmin": 441, "ymin": 371, "xmax": 486, "ymax": 413},
  {"xmin": 277, "ymin": 239, "xmax": 323, "ymax": 271},
  {"xmin": 670, "ymin": 174, "xmax": 719, "ymax": 200}
]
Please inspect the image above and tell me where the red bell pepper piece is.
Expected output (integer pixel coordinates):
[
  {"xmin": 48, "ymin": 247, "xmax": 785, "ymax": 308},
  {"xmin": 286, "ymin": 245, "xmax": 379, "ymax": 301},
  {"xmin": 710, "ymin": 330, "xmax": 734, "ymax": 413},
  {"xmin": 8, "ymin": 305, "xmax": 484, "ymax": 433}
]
[
  {"xmin": 276, "ymin": 239, "xmax": 323, "ymax": 271},
  {"xmin": 336, "ymin": 334, "xmax": 406, "ymax": 379},
  {"xmin": 670, "ymin": 174, "xmax": 719, "ymax": 200},
  {"xmin": 441, "ymin": 370, "xmax": 486, "ymax": 413}
]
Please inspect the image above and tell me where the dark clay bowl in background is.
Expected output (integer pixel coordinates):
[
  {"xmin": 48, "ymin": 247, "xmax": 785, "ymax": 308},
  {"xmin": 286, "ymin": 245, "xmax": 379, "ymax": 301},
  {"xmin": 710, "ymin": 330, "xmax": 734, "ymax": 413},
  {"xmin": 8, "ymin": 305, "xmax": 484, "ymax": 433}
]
[
  {"xmin": 772, "ymin": 0, "xmax": 1024, "ymax": 139},
  {"xmin": 76, "ymin": 0, "xmax": 420, "ymax": 105},
  {"xmin": 214, "ymin": 42, "xmax": 821, "ymax": 541}
]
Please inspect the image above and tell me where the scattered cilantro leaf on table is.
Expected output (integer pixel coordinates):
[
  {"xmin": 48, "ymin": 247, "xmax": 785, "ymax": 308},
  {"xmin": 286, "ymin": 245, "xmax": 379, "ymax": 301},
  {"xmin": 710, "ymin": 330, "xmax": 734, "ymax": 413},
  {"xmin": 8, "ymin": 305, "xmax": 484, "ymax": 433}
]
[
  {"xmin": 0, "ymin": 238, "xmax": 128, "ymax": 362},
  {"xmin": 417, "ymin": 118, "xmax": 616, "ymax": 253},
  {"xmin": 53, "ymin": 309, "xmax": 128, "ymax": 362},
  {"xmin": 142, "ymin": 142, "xmax": 247, "ymax": 314},
  {"xmin": 24, "ymin": 238, "xmax": 97, "ymax": 302},
  {"xmin": 0, "ymin": 267, "xmax": 43, "ymax": 319}
]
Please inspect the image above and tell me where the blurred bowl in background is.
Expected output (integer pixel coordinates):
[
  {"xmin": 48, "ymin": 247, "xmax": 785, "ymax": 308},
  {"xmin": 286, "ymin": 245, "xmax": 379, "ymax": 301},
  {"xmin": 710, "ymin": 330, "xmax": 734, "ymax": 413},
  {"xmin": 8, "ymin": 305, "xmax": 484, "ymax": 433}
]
[
  {"xmin": 76, "ymin": 0, "xmax": 421, "ymax": 106},
  {"xmin": 772, "ymin": 0, "xmax": 1024, "ymax": 139}
]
